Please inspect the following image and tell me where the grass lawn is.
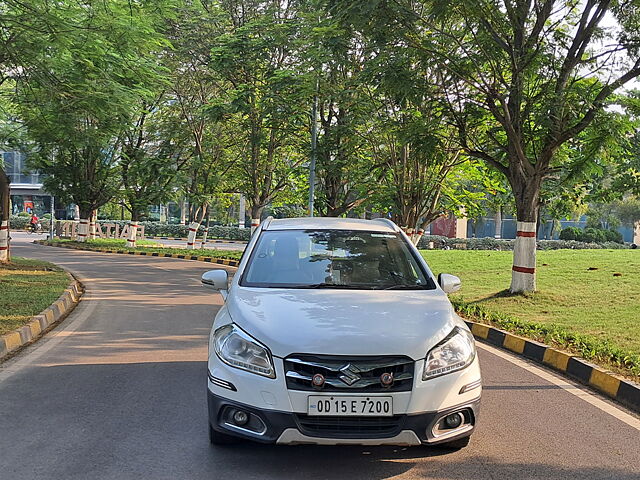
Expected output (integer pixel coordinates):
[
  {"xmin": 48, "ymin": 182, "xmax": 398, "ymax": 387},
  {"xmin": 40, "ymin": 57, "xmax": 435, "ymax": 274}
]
[
  {"xmin": 421, "ymin": 249, "xmax": 640, "ymax": 378},
  {"xmin": 45, "ymin": 238, "xmax": 244, "ymax": 261},
  {"xmin": 0, "ymin": 257, "xmax": 71, "ymax": 336}
]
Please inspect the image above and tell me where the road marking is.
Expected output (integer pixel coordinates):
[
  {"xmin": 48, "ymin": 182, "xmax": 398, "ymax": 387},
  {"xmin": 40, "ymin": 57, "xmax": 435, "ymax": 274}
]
[{"xmin": 477, "ymin": 342, "xmax": 640, "ymax": 431}]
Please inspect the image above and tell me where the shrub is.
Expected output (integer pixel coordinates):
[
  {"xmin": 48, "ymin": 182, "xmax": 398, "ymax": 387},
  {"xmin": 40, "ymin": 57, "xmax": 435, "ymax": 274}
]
[
  {"xmin": 93, "ymin": 220, "xmax": 251, "ymax": 241},
  {"xmin": 559, "ymin": 226, "xmax": 581, "ymax": 241},
  {"xmin": 9, "ymin": 215, "xmax": 51, "ymax": 230},
  {"xmin": 603, "ymin": 229, "xmax": 623, "ymax": 243},
  {"xmin": 416, "ymin": 234, "xmax": 628, "ymax": 251},
  {"xmin": 559, "ymin": 226, "xmax": 624, "ymax": 244},
  {"xmin": 581, "ymin": 227, "xmax": 606, "ymax": 243}
]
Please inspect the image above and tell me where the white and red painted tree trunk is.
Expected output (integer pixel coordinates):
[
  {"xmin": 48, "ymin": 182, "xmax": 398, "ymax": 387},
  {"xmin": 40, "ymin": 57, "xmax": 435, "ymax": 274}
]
[
  {"xmin": 200, "ymin": 224, "xmax": 209, "ymax": 248},
  {"xmin": 77, "ymin": 219, "xmax": 90, "ymax": 243},
  {"xmin": 250, "ymin": 218, "xmax": 260, "ymax": 234},
  {"xmin": 511, "ymin": 221, "xmax": 536, "ymax": 293},
  {"xmin": 126, "ymin": 222, "xmax": 139, "ymax": 248},
  {"xmin": 88, "ymin": 212, "xmax": 97, "ymax": 240},
  {"xmin": 186, "ymin": 222, "xmax": 200, "ymax": 249},
  {"xmin": 0, "ymin": 168, "xmax": 10, "ymax": 263},
  {"xmin": 0, "ymin": 220, "xmax": 9, "ymax": 263}
]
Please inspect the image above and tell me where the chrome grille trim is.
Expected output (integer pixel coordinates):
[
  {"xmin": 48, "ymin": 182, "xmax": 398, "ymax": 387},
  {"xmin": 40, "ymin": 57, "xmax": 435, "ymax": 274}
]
[
  {"xmin": 284, "ymin": 355, "xmax": 415, "ymax": 392},
  {"xmin": 285, "ymin": 371, "xmax": 413, "ymax": 389}
]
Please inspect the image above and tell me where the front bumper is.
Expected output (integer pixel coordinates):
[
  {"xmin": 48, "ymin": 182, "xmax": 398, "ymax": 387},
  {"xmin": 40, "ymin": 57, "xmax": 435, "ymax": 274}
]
[{"xmin": 207, "ymin": 390, "xmax": 480, "ymax": 446}]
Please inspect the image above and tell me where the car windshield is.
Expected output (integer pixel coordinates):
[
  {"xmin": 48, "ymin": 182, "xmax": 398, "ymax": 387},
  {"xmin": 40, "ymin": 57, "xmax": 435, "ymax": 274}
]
[{"xmin": 241, "ymin": 229, "xmax": 434, "ymax": 290}]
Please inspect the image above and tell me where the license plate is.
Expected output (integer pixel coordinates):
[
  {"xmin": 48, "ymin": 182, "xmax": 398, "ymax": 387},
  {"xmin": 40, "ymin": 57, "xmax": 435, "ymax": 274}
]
[{"xmin": 307, "ymin": 396, "xmax": 393, "ymax": 417}]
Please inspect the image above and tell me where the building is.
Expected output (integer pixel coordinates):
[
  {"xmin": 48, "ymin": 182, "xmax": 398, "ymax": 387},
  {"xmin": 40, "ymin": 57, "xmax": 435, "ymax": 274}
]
[{"xmin": 1, "ymin": 150, "xmax": 72, "ymax": 218}]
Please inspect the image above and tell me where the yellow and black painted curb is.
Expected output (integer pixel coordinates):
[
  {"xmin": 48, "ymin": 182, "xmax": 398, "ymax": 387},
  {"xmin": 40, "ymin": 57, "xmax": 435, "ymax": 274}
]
[
  {"xmin": 0, "ymin": 274, "xmax": 84, "ymax": 362},
  {"xmin": 35, "ymin": 241, "xmax": 240, "ymax": 268},
  {"xmin": 144, "ymin": 236, "xmax": 247, "ymax": 244},
  {"xmin": 465, "ymin": 320, "xmax": 640, "ymax": 414}
]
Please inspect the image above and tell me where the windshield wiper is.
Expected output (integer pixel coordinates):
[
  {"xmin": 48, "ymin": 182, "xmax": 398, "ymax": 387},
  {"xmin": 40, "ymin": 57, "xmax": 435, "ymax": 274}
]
[
  {"xmin": 297, "ymin": 283, "xmax": 365, "ymax": 289},
  {"xmin": 382, "ymin": 284, "xmax": 429, "ymax": 290}
]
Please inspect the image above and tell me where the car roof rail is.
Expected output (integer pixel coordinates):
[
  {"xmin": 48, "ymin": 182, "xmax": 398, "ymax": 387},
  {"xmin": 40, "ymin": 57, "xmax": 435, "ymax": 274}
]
[
  {"xmin": 262, "ymin": 216, "xmax": 274, "ymax": 230},
  {"xmin": 371, "ymin": 217, "xmax": 400, "ymax": 232}
]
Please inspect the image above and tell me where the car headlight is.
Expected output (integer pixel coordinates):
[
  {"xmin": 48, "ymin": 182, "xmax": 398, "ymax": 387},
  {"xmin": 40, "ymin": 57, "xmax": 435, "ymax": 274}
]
[
  {"xmin": 213, "ymin": 324, "xmax": 275, "ymax": 378},
  {"xmin": 423, "ymin": 327, "xmax": 476, "ymax": 380}
]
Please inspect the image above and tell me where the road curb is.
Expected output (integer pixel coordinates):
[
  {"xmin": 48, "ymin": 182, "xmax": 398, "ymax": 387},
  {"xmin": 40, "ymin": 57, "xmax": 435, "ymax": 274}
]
[
  {"xmin": 35, "ymin": 241, "xmax": 241, "ymax": 267},
  {"xmin": 0, "ymin": 272, "xmax": 84, "ymax": 362},
  {"xmin": 144, "ymin": 236, "xmax": 247, "ymax": 244},
  {"xmin": 464, "ymin": 319, "xmax": 640, "ymax": 414}
]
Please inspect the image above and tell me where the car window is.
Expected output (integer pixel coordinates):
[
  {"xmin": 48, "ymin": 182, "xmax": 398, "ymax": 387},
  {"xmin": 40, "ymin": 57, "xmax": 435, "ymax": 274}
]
[{"xmin": 241, "ymin": 229, "xmax": 435, "ymax": 290}]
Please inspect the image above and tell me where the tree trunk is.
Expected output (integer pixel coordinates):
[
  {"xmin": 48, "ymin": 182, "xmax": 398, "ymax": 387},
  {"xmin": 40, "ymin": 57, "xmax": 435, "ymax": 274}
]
[
  {"xmin": 200, "ymin": 210, "xmax": 210, "ymax": 248},
  {"xmin": 186, "ymin": 204, "xmax": 208, "ymax": 249},
  {"xmin": 0, "ymin": 168, "xmax": 10, "ymax": 263},
  {"xmin": 89, "ymin": 210, "xmax": 97, "ymax": 240},
  {"xmin": 126, "ymin": 211, "xmax": 140, "ymax": 248},
  {"xmin": 77, "ymin": 207, "xmax": 93, "ymax": 243},
  {"xmin": 250, "ymin": 204, "xmax": 264, "ymax": 234},
  {"xmin": 494, "ymin": 206, "xmax": 502, "ymax": 239},
  {"xmin": 509, "ymin": 177, "xmax": 541, "ymax": 293},
  {"xmin": 186, "ymin": 222, "xmax": 200, "ymax": 249}
]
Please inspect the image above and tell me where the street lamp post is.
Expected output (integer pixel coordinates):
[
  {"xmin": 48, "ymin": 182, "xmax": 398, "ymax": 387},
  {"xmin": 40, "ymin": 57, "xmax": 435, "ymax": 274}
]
[
  {"xmin": 308, "ymin": 78, "xmax": 319, "ymax": 217},
  {"xmin": 49, "ymin": 195, "xmax": 55, "ymax": 239}
]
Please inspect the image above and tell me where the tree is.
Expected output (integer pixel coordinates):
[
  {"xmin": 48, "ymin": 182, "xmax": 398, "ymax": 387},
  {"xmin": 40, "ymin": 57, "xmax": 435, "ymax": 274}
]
[
  {"xmin": 360, "ymin": 41, "xmax": 488, "ymax": 244},
  {"xmin": 211, "ymin": 0, "xmax": 310, "ymax": 227},
  {"xmin": 301, "ymin": 7, "xmax": 377, "ymax": 216},
  {"xmin": 426, "ymin": 1, "xmax": 640, "ymax": 292},
  {"xmin": 0, "ymin": 0, "xmax": 72, "ymax": 260},
  {"xmin": 334, "ymin": 0, "xmax": 640, "ymax": 291},
  {"xmin": 120, "ymin": 95, "xmax": 192, "ymax": 247},
  {"xmin": 166, "ymin": 0, "xmax": 237, "ymax": 247},
  {"xmin": 17, "ymin": 0, "xmax": 172, "ymax": 241}
]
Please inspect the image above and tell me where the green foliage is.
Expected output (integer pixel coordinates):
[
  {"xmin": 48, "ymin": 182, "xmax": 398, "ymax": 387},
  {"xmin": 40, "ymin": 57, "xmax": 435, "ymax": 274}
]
[
  {"xmin": 453, "ymin": 298, "xmax": 640, "ymax": 379},
  {"xmin": 558, "ymin": 226, "xmax": 623, "ymax": 244},
  {"xmin": 0, "ymin": 257, "xmax": 70, "ymax": 336},
  {"xmin": 558, "ymin": 227, "xmax": 581, "ymax": 241},
  {"xmin": 9, "ymin": 215, "xmax": 51, "ymax": 230},
  {"xmin": 45, "ymin": 239, "xmax": 244, "ymax": 261},
  {"xmin": 418, "ymin": 234, "xmax": 627, "ymax": 251},
  {"xmin": 93, "ymin": 220, "xmax": 251, "ymax": 241},
  {"xmin": 8, "ymin": 0, "xmax": 174, "ymax": 217},
  {"xmin": 615, "ymin": 197, "xmax": 640, "ymax": 227}
]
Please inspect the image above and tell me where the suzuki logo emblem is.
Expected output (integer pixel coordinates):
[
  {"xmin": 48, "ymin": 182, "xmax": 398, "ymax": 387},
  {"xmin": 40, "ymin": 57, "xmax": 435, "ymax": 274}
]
[{"xmin": 339, "ymin": 364, "xmax": 361, "ymax": 386}]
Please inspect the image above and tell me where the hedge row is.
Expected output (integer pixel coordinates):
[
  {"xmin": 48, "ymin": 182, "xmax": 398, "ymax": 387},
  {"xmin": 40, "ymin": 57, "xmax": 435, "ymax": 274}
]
[
  {"xmin": 94, "ymin": 220, "xmax": 251, "ymax": 241},
  {"xmin": 8, "ymin": 215, "xmax": 52, "ymax": 230},
  {"xmin": 559, "ymin": 226, "xmax": 623, "ymax": 244},
  {"xmin": 416, "ymin": 235, "xmax": 629, "ymax": 250}
]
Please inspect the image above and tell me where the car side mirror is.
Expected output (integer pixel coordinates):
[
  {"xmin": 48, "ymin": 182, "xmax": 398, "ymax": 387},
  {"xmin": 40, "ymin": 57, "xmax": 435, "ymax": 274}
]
[
  {"xmin": 438, "ymin": 273, "xmax": 461, "ymax": 294},
  {"xmin": 202, "ymin": 270, "xmax": 229, "ymax": 298}
]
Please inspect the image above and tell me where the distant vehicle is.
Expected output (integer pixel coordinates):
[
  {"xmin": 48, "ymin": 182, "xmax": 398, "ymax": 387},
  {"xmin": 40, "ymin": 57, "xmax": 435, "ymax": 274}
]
[
  {"xmin": 27, "ymin": 222, "xmax": 42, "ymax": 234},
  {"xmin": 202, "ymin": 217, "xmax": 481, "ymax": 449}
]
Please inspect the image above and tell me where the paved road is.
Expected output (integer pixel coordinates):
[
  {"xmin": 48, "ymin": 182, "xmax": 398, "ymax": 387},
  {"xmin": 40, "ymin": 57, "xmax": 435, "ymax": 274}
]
[{"xmin": 1, "ymin": 238, "xmax": 639, "ymax": 480}]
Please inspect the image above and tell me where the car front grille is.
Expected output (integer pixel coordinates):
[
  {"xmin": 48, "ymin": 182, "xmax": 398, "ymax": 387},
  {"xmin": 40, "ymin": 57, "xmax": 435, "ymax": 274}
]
[
  {"xmin": 295, "ymin": 414, "xmax": 404, "ymax": 439},
  {"xmin": 284, "ymin": 354, "xmax": 415, "ymax": 392}
]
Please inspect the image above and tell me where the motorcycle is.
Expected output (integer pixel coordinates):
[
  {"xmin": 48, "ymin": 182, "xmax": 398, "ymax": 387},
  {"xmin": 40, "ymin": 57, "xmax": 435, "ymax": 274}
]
[{"xmin": 27, "ymin": 222, "xmax": 43, "ymax": 234}]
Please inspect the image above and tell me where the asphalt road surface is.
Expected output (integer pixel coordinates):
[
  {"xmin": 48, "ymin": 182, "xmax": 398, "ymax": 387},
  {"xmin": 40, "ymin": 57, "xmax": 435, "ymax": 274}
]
[{"xmin": 1, "ymin": 236, "xmax": 639, "ymax": 480}]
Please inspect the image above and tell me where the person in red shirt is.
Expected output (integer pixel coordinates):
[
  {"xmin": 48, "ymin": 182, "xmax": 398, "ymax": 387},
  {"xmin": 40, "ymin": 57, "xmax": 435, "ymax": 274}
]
[{"xmin": 29, "ymin": 213, "xmax": 39, "ymax": 232}]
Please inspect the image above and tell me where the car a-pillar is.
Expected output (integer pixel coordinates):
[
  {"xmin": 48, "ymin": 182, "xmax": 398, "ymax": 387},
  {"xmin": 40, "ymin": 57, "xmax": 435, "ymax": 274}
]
[{"xmin": 511, "ymin": 221, "xmax": 536, "ymax": 293}]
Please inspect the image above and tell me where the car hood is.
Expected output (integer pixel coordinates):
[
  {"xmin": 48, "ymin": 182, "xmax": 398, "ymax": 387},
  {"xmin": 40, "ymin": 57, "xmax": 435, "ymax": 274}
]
[{"xmin": 226, "ymin": 287, "xmax": 458, "ymax": 360}]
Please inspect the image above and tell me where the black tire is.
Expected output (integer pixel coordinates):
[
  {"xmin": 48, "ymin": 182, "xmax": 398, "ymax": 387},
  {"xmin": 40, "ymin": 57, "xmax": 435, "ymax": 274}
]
[
  {"xmin": 436, "ymin": 435, "xmax": 471, "ymax": 450},
  {"xmin": 208, "ymin": 424, "xmax": 239, "ymax": 445}
]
